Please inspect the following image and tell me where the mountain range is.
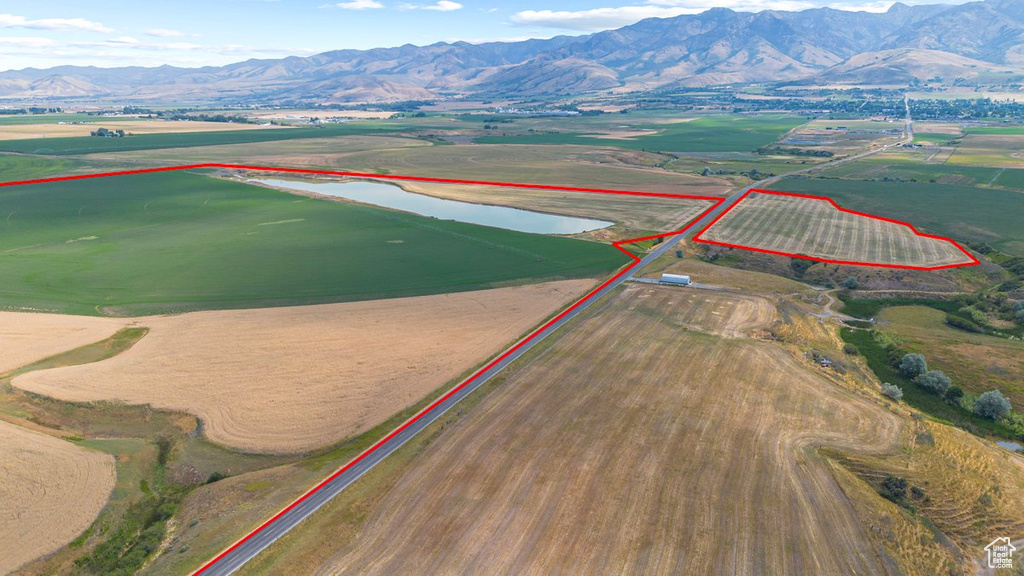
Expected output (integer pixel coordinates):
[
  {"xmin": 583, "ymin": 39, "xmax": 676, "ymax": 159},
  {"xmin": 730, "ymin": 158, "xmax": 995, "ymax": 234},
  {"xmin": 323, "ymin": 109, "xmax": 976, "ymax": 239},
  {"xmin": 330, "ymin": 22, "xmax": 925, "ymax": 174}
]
[{"xmin": 2, "ymin": 0, "xmax": 1023, "ymax": 103}]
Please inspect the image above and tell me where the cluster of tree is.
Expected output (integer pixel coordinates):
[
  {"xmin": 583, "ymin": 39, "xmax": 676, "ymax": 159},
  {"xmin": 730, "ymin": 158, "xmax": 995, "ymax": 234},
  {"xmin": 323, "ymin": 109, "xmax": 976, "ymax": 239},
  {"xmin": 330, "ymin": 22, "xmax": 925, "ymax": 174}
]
[
  {"xmin": 878, "ymin": 474, "xmax": 927, "ymax": 511},
  {"xmin": 757, "ymin": 146, "xmax": 834, "ymax": 158},
  {"xmin": 634, "ymin": 90, "xmax": 906, "ymax": 117},
  {"xmin": 0, "ymin": 106, "xmax": 63, "ymax": 115},
  {"xmin": 898, "ymin": 353, "xmax": 1011, "ymax": 420},
  {"xmin": 302, "ymin": 100, "xmax": 434, "ymax": 112},
  {"xmin": 158, "ymin": 112, "xmax": 252, "ymax": 123},
  {"xmin": 122, "ymin": 105, "xmax": 155, "ymax": 115},
  {"xmin": 944, "ymin": 292, "xmax": 1024, "ymax": 337},
  {"xmin": 698, "ymin": 166, "xmax": 777, "ymax": 179},
  {"xmin": 90, "ymin": 128, "xmax": 127, "ymax": 138},
  {"xmin": 474, "ymin": 116, "xmax": 515, "ymax": 124},
  {"xmin": 910, "ymin": 98, "xmax": 1024, "ymax": 121}
]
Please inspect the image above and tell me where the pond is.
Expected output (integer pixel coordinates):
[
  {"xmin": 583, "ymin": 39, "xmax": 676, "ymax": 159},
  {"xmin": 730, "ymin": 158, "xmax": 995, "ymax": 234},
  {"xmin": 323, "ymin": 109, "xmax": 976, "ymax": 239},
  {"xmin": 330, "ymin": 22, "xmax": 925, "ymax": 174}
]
[
  {"xmin": 996, "ymin": 440, "xmax": 1022, "ymax": 452},
  {"xmin": 250, "ymin": 178, "xmax": 613, "ymax": 235}
]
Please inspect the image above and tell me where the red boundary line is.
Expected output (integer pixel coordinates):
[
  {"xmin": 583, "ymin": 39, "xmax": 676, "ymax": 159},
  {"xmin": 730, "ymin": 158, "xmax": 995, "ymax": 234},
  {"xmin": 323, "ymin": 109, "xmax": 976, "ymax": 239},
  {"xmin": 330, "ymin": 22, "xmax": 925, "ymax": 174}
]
[
  {"xmin": 0, "ymin": 163, "xmax": 721, "ymax": 574},
  {"xmin": 691, "ymin": 188, "xmax": 979, "ymax": 271}
]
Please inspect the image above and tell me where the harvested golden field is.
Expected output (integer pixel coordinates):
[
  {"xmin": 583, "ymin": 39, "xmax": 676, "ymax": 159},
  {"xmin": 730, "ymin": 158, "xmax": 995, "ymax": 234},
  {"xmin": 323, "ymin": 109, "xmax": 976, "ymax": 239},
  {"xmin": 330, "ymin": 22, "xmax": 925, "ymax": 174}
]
[
  {"xmin": 0, "ymin": 120, "xmax": 283, "ymax": 140},
  {"xmin": 0, "ymin": 311, "xmax": 129, "ymax": 374},
  {"xmin": 14, "ymin": 281, "xmax": 591, "ymax": 453},
  {"xmin": 0, "ymin": 421, "xmax": 116, "ymax": 574},
  {"xmin": 316, "ymin": 285, "xmax": 902, "ymax": 575},
  {"xmin": 698, "ymin": 191, "xmax": 974, "ymax": 269}
]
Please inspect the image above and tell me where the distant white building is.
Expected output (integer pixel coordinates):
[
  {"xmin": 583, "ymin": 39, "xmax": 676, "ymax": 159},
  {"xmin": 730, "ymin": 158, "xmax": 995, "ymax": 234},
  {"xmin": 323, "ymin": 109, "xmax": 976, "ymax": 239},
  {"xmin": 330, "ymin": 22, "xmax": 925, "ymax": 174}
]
[{"xmin": 660, "ymin": 273, "xmax": 691, "ymax": 286}]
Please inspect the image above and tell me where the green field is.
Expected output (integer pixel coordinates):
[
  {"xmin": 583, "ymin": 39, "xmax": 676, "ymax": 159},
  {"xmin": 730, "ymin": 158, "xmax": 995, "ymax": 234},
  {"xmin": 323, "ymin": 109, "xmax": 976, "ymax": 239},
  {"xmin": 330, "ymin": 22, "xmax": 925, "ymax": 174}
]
[
  {"xmin": 818, "ymin": 158, "xmax": 1022, "ymax": 188},
  {"xmin": 0, "ymin": 113, "xmax": 98, "ymax": 125},
  {"xmin": 912, "ymin": 132, "xmax": 961, "ymax": 144},
  {"xmin": 0, "ymin": 123, "xmax": 413, "ymax": 155},
  {"xmin": 0, "ymin": 171, "xmax": 622, "ymax": 315},
  {"xmin": 475, "ymin": 114, "xmax": 806, "ymax": 152},
  {"xmin": 772, "ymin": 176, "xmax": 1024, "ymax": 255},
  {"xmin": 0, "ymin": 155, "xmax": 83, "ymax": 182},
  {"xmin": 963, "ymin": 126, "xmax": 1024, "ymax": 135}
]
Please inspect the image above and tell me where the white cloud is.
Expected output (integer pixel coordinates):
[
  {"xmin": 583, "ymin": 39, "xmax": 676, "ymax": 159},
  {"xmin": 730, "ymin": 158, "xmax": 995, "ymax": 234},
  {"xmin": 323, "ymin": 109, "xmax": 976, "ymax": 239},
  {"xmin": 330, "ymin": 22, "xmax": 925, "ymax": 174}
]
[
  {"xmin": 509, "ymin": 0, "xmax": 967, "ymax": 31},
  {"xmin": 0, "ymin": 36, "xmax": 57, "ymax": 48},
  {"xmin": 510, "ymin": 6, "xmax": 697, "ymax": 31},
  {"xmin": 145, "ymin": 28, "xmax": 197, "ymax": 38},
  {"xmin": 399, "ymin": 1, "xmax": 463, "ymax": 11},
  {"xmin": 423, "ymin": 1, "xmax": 463, "ymax": 11},
  {"xmin": 0, "ymin": 13, "xmax": 112, "ymax": 33},
  {"xmin": 335, "ymin": 0, "xmax": 384, "ymax": 9}
]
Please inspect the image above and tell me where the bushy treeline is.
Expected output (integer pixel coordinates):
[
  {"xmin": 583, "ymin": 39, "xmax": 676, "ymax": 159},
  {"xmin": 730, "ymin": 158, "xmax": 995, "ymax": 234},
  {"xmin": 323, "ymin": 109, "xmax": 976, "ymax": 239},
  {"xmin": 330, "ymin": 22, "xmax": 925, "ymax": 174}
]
[{"xmin": 0, "ymin": 106, "xmax": 63, "ymax": 115}]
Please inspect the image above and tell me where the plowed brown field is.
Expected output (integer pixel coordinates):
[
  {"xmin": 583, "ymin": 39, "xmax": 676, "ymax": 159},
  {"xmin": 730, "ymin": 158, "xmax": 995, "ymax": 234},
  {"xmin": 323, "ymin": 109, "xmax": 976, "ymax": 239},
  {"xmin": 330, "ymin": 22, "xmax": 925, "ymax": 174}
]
[
  {"xmin": 0, "ymin": 421, "xmax": 115, "ymax": 574},
  {"xmin": 13, "ymin": 280, "xmax": 592, "ymax": 453},
  {"xmin": 316, "ymin": 285, "xmax": 903, "ymax": 575}
]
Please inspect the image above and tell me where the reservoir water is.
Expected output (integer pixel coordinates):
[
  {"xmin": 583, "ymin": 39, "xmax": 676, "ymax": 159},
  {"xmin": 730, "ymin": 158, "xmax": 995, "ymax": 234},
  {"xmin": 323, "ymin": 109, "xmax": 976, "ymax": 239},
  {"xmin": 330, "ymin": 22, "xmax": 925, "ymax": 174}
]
[{"xmin": 250, "ymin": 178, "xmax": 613, "ymax": 235}]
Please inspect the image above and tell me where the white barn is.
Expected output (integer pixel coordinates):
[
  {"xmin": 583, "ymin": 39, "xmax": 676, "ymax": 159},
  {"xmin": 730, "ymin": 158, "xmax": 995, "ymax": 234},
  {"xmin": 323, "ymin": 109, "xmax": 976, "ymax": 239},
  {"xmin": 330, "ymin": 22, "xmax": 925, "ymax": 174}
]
[{"xmin": 660, "ymin": 273, "xmax": 691, "ymax": 286}]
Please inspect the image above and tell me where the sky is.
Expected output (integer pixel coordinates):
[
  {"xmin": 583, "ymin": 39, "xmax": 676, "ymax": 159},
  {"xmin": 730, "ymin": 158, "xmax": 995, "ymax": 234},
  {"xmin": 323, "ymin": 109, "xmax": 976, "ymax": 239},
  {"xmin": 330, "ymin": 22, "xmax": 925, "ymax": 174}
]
[{"xmin": 0, "ymin": 0, "xmax": 973, "ymax": 71}]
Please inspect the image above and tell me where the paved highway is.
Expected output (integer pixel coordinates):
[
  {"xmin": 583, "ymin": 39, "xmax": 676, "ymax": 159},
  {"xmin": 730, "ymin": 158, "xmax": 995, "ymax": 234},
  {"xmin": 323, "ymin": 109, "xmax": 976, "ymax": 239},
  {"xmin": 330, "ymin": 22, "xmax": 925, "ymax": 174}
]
[{"xmin": 196, "ymin": 123, "xmax": 914, "ymax": 574}]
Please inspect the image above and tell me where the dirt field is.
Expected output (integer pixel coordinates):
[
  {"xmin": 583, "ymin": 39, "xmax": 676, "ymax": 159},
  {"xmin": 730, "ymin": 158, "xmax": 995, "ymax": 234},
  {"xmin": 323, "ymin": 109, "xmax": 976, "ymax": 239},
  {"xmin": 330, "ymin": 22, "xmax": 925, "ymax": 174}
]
[
  {"xmin": 315, "ymin": 285, "xmax": 903, "ymax": 575},
  {"xmin": 13, "ymin": 281, "xmax": 592, "ymax": 453},
  {"xmin": 0, "ymin": 421, "xmax": 116, "ymax": 574},
  {"xmin": 699, "ymin": 192, "xmax": 974, "ymax": 268},
  {"xmin": 0, "ymin": 120, "xmax": 284, "ymax": 140},
  {"xmin": 0, "ymin": 311, "xmax": 129, "ymax": 374}
]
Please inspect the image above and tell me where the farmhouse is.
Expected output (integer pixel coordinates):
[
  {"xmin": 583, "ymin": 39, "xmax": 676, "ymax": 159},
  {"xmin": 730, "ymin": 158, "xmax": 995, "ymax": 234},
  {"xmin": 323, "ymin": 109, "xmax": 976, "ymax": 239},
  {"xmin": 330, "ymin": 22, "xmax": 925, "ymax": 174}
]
[{"xmin": 661, "ymin": 273, "xmax": 692, "ymax": 286}]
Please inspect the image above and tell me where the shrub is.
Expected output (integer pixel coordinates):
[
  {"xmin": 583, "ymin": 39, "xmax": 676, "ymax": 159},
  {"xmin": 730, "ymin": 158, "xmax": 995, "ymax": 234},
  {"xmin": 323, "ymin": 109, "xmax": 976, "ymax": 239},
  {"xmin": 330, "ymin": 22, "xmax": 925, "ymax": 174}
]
[
  {"xmin": 915, "ymin": 370, "xmax": 952, "ymax": 395},
  {"xmin": 945, "ymin": 385, "xmax": 964, "ymax": 403},
  {"xmin": 874, "ymin": 331, "xmax": 902, "ymax": 351},
  {"xmin": 974, "ymin": 390, "xmax": 1012, "ymax": 421},
  {"xmin": 880, "ymin": 475, "xmax": 908, "ymax": 503},
  {"xmin": 1016, "ymin": 309, "xmax": 1024, "ymax": 324},
  {"xmin": 842, "ymin": 277, "xmax": 860, "ymax": 290},
  {"xmin": 881, "ymin": 382, "xmax": 904, "ymax": 401},
  {"xmin": 790, "ymin": 259, "xmax": 812, "ymax": 277},
  {"xmin": 946, "ymin": 314, "xmax": 985, "ymax": 333},
  {"xmin": 960, "ymin": 305, "xmax": 989, "ymax": 325},
  {"xmin": 843, "ymin": 344, "xmax": 858, "ymax": 355},
  {"xmin": 206, "ymin": 471, "xmax": 229, "ymax": 484},
  {"xmin": 899, "ymin": 353, "xmax": 928, "ymax": 379}
]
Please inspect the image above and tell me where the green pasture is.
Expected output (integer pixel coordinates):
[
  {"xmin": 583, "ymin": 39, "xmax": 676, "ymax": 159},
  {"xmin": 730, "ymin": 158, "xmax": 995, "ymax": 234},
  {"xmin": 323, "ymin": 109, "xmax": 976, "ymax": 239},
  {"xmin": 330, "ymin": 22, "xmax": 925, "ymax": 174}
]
[
  {"xmin": 0, "ymin": 155, "xmax": 82, "ymax": 182},
  {"xmin": 474, "ymin": 114, "xmax": 806, "ymax": 153},
  {"xmin": 0, "ymin": 171, "xmax": 622, "ymax": 315}
]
